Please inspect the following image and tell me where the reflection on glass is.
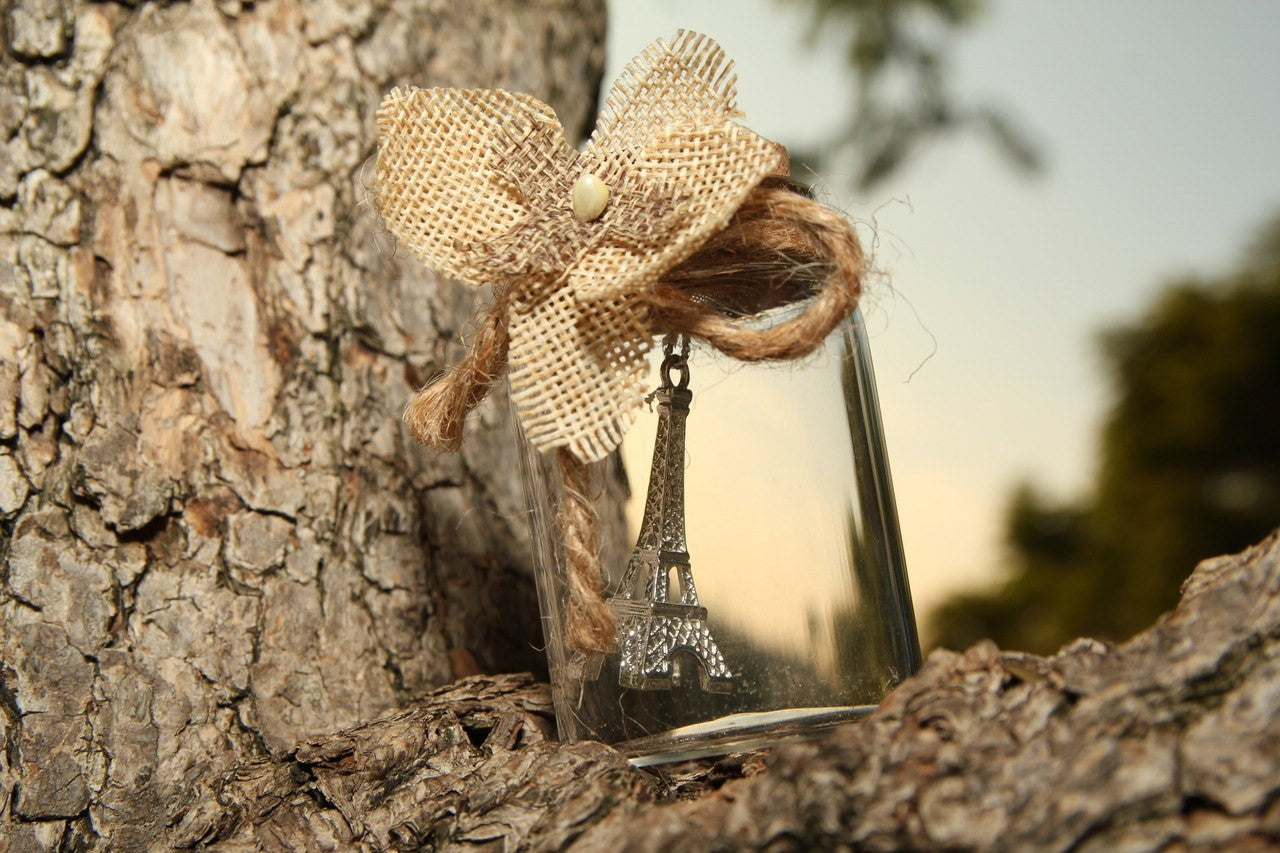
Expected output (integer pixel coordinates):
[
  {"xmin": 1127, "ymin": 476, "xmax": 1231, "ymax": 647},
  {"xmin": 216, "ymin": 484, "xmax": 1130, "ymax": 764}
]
[{"xmin": 519, "ymin": 311, "xmax": 921, "ymax": 764}]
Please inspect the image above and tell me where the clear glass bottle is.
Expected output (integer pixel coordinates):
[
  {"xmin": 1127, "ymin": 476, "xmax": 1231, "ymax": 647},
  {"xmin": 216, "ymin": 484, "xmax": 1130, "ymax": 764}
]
[{"xmin": 518, "ymin": 310, "xmax": 921, "ymax": 765}]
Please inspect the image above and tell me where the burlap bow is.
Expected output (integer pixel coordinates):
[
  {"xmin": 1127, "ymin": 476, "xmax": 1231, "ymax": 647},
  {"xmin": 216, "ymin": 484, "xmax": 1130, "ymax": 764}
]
[
  {"xmin": 374, "ymin": 31, "xmax": 866, "ymax": 653},
  {"xmin": 375, "ymin": 30, "xmax": 787, "ymax": 462}
]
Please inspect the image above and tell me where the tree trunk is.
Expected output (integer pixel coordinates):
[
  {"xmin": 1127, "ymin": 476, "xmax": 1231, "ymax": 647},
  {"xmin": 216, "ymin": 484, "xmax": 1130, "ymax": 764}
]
[
  {"xmin": 0, "ymin": 1, "xmax": 605, "ymax": 847},
  {"xmin": 184, "ymin": 531, "xmax": 1280, "ymax": 850}
]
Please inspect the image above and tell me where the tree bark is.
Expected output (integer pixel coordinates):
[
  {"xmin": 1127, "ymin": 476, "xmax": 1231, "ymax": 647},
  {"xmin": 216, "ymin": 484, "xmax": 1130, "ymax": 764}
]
[
  {"xmin": 180, "ymin": 531, "xmax": 1280, "ymax": 851},
  {"xmin": 0, "ymin": 1, "xmax": 605, "ymax": 848}
]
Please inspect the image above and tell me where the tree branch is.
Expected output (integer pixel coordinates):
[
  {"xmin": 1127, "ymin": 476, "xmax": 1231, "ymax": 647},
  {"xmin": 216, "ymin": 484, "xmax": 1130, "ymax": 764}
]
[{"xmin": 181, "ymin": 531, "xmax": 1280, "ymax": 850}]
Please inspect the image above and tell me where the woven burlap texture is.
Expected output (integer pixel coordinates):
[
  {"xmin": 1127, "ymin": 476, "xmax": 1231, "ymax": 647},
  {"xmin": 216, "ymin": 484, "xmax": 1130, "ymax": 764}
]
[{"xmin": 375, "ymin": 30, "xmax": 786, "ymax": 462}]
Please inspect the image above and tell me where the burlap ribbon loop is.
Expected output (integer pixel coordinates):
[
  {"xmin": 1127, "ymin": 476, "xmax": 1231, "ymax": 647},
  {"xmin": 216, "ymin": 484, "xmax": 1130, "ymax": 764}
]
[
  {"xmin": 375, "ymin": 31, "xmax": 867, "ymax": 653},
  {"xmin": 375, "ymin": 30, "xmax": 788, "ymax": 463}
]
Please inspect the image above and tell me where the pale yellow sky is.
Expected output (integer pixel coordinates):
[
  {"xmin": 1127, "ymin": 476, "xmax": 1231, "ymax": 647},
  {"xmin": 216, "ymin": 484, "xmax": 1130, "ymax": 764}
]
[
  {"xmin": 620, "ymin": 341, "xmax": 869, "ymax": 660},
  {"xmin": 607, "ymin": 0, "xmax": 1280, "ymax": 637}
]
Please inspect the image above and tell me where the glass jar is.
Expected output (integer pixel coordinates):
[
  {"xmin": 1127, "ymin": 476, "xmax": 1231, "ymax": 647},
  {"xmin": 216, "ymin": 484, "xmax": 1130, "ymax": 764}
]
[{"xmin": 518, "ymin": 310, "xmax": 921, "ymax": 765}]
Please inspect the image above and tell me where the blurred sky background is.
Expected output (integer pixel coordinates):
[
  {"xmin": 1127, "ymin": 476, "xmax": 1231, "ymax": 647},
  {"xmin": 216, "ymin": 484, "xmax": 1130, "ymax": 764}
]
[{"xmin": 605, "ymin": 0, "xmax": 1280, "ymax": 628}]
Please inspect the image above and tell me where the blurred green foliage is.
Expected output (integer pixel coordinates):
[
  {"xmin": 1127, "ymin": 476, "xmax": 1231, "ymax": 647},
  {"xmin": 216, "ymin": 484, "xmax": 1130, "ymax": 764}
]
[
  {"xmin": 931, "ymin": 212, "xmax": 1280, "ymax": 654},
  {"xmin": 780, "ymin": 0, "xmax": 1039, "ymax": 187}
]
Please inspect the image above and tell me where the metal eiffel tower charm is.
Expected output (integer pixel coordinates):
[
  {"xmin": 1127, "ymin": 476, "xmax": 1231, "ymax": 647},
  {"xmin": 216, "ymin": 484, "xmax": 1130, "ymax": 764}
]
[{"xmin": 607, "ymin": 337, "xmax": 732, "ymax": 692}]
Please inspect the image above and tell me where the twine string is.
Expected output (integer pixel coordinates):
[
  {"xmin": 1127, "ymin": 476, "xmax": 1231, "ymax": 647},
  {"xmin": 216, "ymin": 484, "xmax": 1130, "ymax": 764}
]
[
  {"xmin": 403, "ymin": 285, "xmax": 512, "ymax": 450},
  {"xmin": 554, "ymin": 447, "xmax": 614, "ymax": 654}
]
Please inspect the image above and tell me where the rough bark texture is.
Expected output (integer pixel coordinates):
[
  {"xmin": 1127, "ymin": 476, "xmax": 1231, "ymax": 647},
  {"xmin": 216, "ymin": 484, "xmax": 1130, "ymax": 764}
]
[
  {"xmin": 0, "ymin": 1, "xmax": 605, "ymax": 848},
  {"xmin": 174, "ymin": 531, "xmax": 1280, "ymax": 851}
]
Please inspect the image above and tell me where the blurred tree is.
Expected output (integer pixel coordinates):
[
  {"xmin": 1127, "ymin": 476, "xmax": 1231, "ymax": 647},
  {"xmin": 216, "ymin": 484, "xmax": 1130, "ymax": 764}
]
[
  {"xmin": 779, "ymin": 0, "xmax": 1040, "ymax": 187},
  {"xmin": 932, "ymin": 212, "xmax": 1280, "ymax": 654}
]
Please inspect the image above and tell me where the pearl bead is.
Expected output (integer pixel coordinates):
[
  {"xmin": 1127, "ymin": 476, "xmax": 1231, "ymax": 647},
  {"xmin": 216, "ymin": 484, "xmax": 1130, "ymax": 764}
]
[{"xmin": 572, "ymin": 173, "xmax": 609, "ymax": 222}]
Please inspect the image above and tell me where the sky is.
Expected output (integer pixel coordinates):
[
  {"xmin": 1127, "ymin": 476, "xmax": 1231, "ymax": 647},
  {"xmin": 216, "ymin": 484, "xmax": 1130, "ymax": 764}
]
[{"xmin": 605, "ymin": 0, "xmax": 1280, "ymax": 634}]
